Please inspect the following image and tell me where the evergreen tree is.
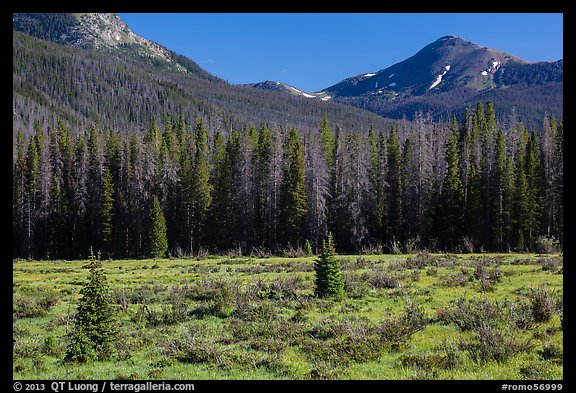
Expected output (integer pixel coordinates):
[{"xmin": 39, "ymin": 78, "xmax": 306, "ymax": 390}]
[
  {"xmin": 401, "ymin": 136, "xmax": 415, "ymax": 242},
  {"xmin": 280, "ymin": 127, "xmax": 308, "ymax": 248},
  {"xmin": 525, "ymin": 130, "xmax": 542, "ymax": 250},
  {"xmin": 513, "ymin": 131, "xmax": 530, "ymax": 251},
  {"xmin": 47, "ymin": 175, "xmax": 68, "ymax": 259},
  {"xmin": 502, "ymin": 156, "xmax": 516, "ymax": 250},
  {"xmin": 368, "ymin": 126, "xmax": 384, "ymax": 242},
  {"xmin": 65, "ymin": 248, "xmax": 116, "ymax": 362},
  {"xmin": 254, "ymin": 124, "xmax": 272, "ymax": 247},
  {"xmin": 100, "ymin": 168, "xmax": 115, "ymax": 257},
  {"xmin": 189, "ymin": 118, "xmax": 213, "ymax": 252},
  {"xmin": 385, "ymin": 125, "xmax": 402, "ymax": 246},
  {"xmin": 490, "ymin": 129, "xmax": 507, "ymax": 250},
  {"xmin": 438, "ymin": 117, "xmax": 464, "ymax": 250},
  {"xmin": 147, "ymin": 196, "xmax": 168, "ymax": 258},
  {"xmin": 313, "ymin": 232, "xmax": 344, "ymax": 299},
  {"xmin": 208, "ymin": 129, "xmax": 232, "ymax": 250},
  {"xmin": 463, "ymin": 112, "xmax": 481, "ymax": 250},
  {"xmin": 319, "ymin": 114, "xmax": 335, "ymax": 172}
]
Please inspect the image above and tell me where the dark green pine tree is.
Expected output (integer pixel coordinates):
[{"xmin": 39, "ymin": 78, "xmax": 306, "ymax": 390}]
[
  {"xmin": 513, "ymin": 131, "xmax": 529, "ymax": 251},
  {"xmin": 176, "ymin": 130, "xmax": 193, "ymax": 253},
  {"xmin": 313, "ymin": 232, "xmax": 344, "ymax": 299},
  {"xmin": 502, "ymin": 156, "xmax": 516, "ymax": 250},
  {"xmin": 65, "ymin": 248, "xmax": 116, "ymax": 363},
  {"xmin": 208, "ymin": 129, "xmax": 233, "ymax": 250},
  {"xmin": 48, "ymin": 175, "xmax": 68, "ymax": 259},
  {"xmin": 147, "ymin": 195, "xmax": 168, "ymax": 258},
  {"xmin": 463, "ymin": 112, "xmax": 481, "ymax": 249},
  {"xmin": 490, "ymin": 129, "xmax": 506, "ymax": 250},
  {"xmin": 368, "ymin": 125, "xmax": 384, "ymax": 240},
  {"xmin": 254, "ymin": 123, "xmax": 272, "ymax": 246},
  {"xmin": 385, "ymin": 125, "xmax": 402, "ymax": 245},
  {"xmin": 438, "ymin": 117, "xmax": 464, "ymax": 250},
  {"xmin": 319, "ymin": 114, "xmax": 335, "ymax": 172},
  {"xmin": 401, "ymin": 136, "xmax": 413, "ymax": 242},
  {"xmin": 189, "ymin": 118, "xmax": 213, "ymax": 252},
  {"xmin": 476, "ymin": 102, "xmax": 492, "ymax": 247},
  {"xmin": 100, "ymin": 168, "xmax": 115, "ymax": 257},
  {"xmin": 525, "ymin": 130, "xmax": 542, "ymax": 250},
  {"xmin": 280, "ymin": 127, "xmax": 308, "ymax": 248}
]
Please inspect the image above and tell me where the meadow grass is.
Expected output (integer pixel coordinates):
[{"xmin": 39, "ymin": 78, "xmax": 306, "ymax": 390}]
[{"xmin": 13, "ymin": 253, "xmax": 563, "ymax": 380}]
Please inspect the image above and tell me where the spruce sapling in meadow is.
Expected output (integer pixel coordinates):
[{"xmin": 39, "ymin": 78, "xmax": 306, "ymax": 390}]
[
  {"xmin": 65, "ymin": 248, "xmax": 116, "ymax": 362},
  {"xmin": 314, "ymin": 232, "xmax": 344, "ymax": 298},
  {"xmin": 305, "ymin": 239, "xmax": 314, "ymax": 256}
]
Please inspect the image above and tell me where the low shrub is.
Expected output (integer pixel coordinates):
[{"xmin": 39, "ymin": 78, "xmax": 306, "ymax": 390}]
[
  {"xmin": 519, "ymin": 361, "xmax": 555, "ymax": 379},
  {"xmin": 13, "ymin": 293, "xmax": 59, "ymax": 319},
  {"xmin": 405, "ymin": 251, "xmax": 433, "ymax": 269},
  {"xmin": 506, "ymin": 300, "xmax": 535, "ymax": 329},
  {"xmin": 535, "ymin": 236, "xmax": 561, "ymax": 254},
  {"xmin": 439, "ymin": 298, "xmax": 505, "ymax": 331},
  {"xmin": 361, "ymin": 270, "xmax": 400, "ymax": 289},
  {"xmin": 400, "ymin": 352, "xmax": 450, "ymax": 370},
  {"xmin": 439, "ymin": 272, "xmax": 468, "ymax": 287},
  {"xmin": 459, "ymin": 324, "xmax": 534, "ymax": 364},
  {"xmin": 540, "ymin": 257, "xmax": 563, "ymax": 273},
  {"xmin": 377, "ymin": 302, "xmax": 427, "ymax": 349},
  {"xmin": 343, "ymin": 272, "xmax": 369, "ymax": 299},
  {"xmin": 530, "ymin": 286, "xmax": 554, "ymax": 323}
]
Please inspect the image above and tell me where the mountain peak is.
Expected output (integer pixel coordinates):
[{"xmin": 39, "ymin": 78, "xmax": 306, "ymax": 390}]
[
  {"xmin": 437, "ymin": 35, "xmax": 459, "ymax": 40},
  {"xmin": 320, "ymin": 35, "xmax": 561, "ymax": 124},
  {"xmin": 13, "ymin": 13, "xmax": 193, "ymax": 73}
]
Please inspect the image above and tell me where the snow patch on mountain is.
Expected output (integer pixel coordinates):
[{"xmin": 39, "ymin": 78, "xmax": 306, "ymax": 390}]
[{"xmin": 430, "ymin": 65, "xmax": 451, "ymax": 89}]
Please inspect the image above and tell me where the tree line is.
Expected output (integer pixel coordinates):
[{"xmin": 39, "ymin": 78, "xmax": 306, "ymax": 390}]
[{"xmin": 12, "ymin": 101, "xmax": 563, "ymax": 259}]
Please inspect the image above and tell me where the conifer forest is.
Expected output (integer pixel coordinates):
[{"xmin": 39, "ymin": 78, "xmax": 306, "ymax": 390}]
[{"xmin": 12, "ymin": 101, "xmax": 563, "ymax": 260}]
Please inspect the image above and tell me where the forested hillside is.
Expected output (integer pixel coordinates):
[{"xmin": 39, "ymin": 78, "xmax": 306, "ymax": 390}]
[
  {"xmin": 13, "ymin": 102, "xmax": 563, "ymax": 259},
  {"xmin": 13, "ymin": 31, "xmax": 393, "ymax": 140}
]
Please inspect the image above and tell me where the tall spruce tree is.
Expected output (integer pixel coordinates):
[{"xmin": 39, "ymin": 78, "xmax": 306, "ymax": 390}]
[
  {"xmin": 208, "ymin": 129, "xmax": 232, "ymax": 250},
  {"xmin": 385, "ymin": 125, "xmax": 402, "ymax": 246},
  {"xmin": 513, "ymin": 132, "xmax": 529, "ymax": 251},
  {"xmin": 188, "ymin": 118, "xmax": 212, "ymax": 253},
  {"xmin": 490, "ymin": 129, "xmax": 507, "ymax": 250},
  {"xmin": 438, "ymin": 117, "xmax": 464, "ymax": 250},
  {"xmin": 100, "ymin": 168, "xmax": 115, "ymax": 257},
  {"xmin": 525, "ymin": 130, "xmax": 542, "ymax": 250},
  {"xmin": 280, "ymin": 127, "xmax": 308, "ymax": 248}
]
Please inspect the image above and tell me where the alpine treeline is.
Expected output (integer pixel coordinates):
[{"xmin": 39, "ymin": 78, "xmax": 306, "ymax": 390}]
[{"xmin": 13, "ymin": 102, "xmax": 563, "ymax": 259}]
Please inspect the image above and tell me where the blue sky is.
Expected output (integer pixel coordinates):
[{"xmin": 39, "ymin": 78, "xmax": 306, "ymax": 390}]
[{"xmin": 118, "ymin": 13, "xmax": 563, "ymax": 92}]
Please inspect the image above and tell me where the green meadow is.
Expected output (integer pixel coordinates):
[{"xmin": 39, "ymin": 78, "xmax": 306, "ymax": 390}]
[{"xmin": 13, "ymin": 253, "xmax": 563, "ymax": 380}]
